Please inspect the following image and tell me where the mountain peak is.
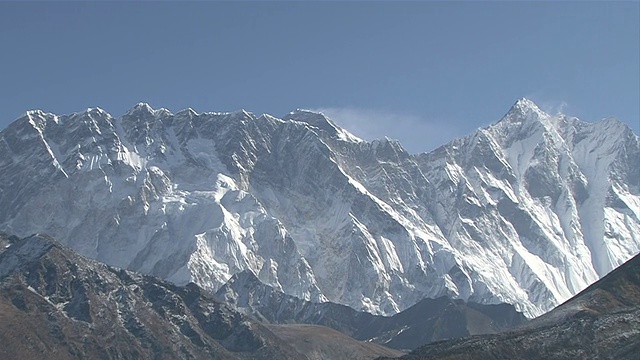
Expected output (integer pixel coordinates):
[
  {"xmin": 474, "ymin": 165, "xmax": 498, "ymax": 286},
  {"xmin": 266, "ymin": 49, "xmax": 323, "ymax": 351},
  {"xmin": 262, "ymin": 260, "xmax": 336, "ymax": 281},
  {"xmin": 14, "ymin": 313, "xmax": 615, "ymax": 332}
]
[
  {"xmin": 227, "ymin": 109, "xmax": 256, "ymax": 121},
  {"xmin": 284, "ymin": 109, "xmax": 339, "ymax": 132},
  {"xmin": 125, "ymin": 102, "xmax": 155, "ymax": 116},
  {"xmin": 24, "ymin": 109, "xmax": 47, "ymax": 117},
  {"xmin": 290, "ymin": 108, "xmax": 322, "ymax": 115},
  {"xmin": 79, "ymin": 107, "xmax": 110, "ymax": 119},
  {"xmin": 510, "ymin": 98, "xmax": 547, "ymax": 116},
  {"xmin": 284, "ymin": 109, "xmax": 362, "ymax": 142},
  {"xmin": 175, "ymin": 107, "xmax": 197, "ymax": 117},
  {"xmin": 513, "ymin": 98, "xmax": 541, "ymax": 111},
  {"xmin": 284, "ymin": 109, "xmax": 332, "ymax": 125},
  {"xmin": 498, "ymin": 98, "xmax": 550, "ymax": 126},
  {"xmin": 0, "ymin": 234, "xmax": 59, "ymax": 280}
]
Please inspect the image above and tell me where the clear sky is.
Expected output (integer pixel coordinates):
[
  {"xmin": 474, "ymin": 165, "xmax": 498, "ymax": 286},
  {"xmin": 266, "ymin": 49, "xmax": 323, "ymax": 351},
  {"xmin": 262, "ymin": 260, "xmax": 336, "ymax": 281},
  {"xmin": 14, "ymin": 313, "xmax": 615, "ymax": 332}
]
[{"xmin": 1, "ymin": 1, "xmax": 638, "ymax": 153}]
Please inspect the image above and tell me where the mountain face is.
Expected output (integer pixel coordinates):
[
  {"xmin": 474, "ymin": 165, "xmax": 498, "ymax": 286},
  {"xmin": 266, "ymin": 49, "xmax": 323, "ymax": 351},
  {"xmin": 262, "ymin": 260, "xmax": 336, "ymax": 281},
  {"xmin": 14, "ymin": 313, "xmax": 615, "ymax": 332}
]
[
  {"xmin": 0, "ymin": 233, "xmax": 307, "ymax": 360},
  {"xmin": 0, "ymin": 233, "xmax": 18, "ymax": 254},
  {"xmin": 391, "ymin": 252, "xmax": 640, "ymax": 360},
  {"xmin": 217, "ymin": 271, "xmax": 526, "ymax": 351},
  {"xmin": 0, "ymin": 99, "xmax": 638, "ymax": 318}
]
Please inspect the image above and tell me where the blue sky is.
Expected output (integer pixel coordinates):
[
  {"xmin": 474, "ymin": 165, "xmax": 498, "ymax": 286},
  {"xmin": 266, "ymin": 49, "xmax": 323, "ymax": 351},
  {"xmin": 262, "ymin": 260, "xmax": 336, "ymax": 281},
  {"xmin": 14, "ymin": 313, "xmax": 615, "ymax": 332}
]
[{"xmin": 0, "ymin": 1, "xmax": 638, "ymax": 153}]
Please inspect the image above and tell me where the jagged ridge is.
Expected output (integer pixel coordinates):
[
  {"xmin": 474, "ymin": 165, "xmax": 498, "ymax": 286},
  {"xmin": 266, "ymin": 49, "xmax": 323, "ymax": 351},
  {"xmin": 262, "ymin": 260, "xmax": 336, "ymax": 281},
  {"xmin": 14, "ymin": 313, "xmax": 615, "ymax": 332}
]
[{"xmin": 0, "ymin": 99, "xmax": 637, "ymax": 317}]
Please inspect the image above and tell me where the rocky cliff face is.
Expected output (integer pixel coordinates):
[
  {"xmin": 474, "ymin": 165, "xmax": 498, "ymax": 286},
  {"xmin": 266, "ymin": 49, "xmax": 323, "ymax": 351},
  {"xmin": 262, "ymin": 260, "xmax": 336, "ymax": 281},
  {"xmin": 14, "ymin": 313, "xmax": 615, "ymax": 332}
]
[
  {"xmin": 0, "ymin": 233, "xmax": 305, "ymax": 360},
  {"xmin": 0, "ymin": 99, "xmax": 637, "ymax": 317}
]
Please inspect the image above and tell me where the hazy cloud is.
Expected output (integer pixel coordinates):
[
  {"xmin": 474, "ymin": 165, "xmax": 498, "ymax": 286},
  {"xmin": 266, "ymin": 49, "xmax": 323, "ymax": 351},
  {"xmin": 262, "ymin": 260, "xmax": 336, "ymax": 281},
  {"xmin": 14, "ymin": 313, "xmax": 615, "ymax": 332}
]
[
  {"xmin": 313, "ymin": 107, "xmax": 464, "ymax": 154},
  {"xmin": 523, "ymin": 94, "xmax": 572, "ymax": 117}
]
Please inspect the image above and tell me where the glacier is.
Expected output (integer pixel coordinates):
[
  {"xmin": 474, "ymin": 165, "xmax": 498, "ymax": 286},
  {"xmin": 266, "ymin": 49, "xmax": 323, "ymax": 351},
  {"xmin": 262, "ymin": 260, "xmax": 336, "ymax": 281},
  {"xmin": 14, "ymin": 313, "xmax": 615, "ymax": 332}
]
[{"xmin": 0, "ymin": 98, "xmax": 637, "ymax": 318}]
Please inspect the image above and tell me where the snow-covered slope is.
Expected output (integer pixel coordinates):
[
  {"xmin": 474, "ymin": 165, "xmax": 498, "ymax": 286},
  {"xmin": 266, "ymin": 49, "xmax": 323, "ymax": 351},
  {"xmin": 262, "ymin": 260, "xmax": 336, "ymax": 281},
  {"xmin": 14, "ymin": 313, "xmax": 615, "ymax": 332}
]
[{"xmin": 0, "ymin": 99, "xmax": 637, "ymax": 317}]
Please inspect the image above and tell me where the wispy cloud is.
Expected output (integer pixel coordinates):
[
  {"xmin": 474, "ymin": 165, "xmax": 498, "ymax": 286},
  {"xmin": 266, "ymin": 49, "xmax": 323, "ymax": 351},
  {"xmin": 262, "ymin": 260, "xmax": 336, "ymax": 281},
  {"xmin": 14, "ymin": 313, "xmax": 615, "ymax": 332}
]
[
  {"xmin": 313, "ymin": 107, "xmax": 463, "ymax": 154},
  {"xmin": 523, "ymin": 93, "xmax": 572, "ymax": 116},
  {"xmin": 536, "ymin": 100, "xmax": 570, "ymax": 116}
]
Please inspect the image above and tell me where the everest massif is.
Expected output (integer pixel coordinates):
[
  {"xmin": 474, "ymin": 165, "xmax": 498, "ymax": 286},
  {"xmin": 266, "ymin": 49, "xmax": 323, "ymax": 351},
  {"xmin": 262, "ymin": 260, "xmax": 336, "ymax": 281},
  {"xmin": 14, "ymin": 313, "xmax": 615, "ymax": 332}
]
[{"xmin": 0, "ymin": 99, "xmax": 637, "ymax": 318}]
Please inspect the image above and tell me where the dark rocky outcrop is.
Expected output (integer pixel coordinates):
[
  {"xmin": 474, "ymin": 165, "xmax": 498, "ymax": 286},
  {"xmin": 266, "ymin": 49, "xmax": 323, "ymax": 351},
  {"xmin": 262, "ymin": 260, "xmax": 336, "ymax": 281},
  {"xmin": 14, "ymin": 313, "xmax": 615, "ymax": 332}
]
[
  {"xmin": 0, "ymin": 234, "xmax": 305, "ymax": 360},
  {"xmin": 383, "ymin": 253, "xmax": 640, "ymax": 360}
]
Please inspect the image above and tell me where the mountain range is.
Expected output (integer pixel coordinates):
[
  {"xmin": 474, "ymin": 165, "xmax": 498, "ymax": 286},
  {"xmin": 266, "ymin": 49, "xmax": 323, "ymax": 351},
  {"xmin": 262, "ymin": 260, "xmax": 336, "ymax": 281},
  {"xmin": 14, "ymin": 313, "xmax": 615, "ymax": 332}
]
[{"xmin": 0, "ymin": 98, "xmax": 637, "ymax": 320}]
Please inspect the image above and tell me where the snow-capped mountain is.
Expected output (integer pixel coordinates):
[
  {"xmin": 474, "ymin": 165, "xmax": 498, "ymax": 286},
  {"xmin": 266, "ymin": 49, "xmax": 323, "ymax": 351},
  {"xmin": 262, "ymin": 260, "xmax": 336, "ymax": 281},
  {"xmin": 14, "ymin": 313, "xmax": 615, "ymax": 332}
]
[{"xmin": 0, "ymin": 99, "xmax": 637, "ymax": 317}]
